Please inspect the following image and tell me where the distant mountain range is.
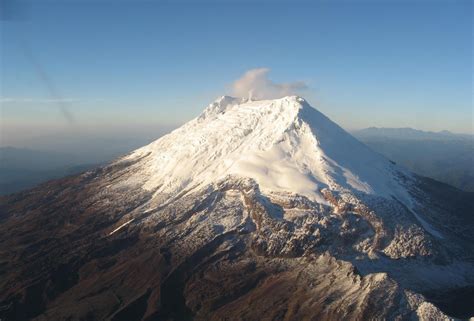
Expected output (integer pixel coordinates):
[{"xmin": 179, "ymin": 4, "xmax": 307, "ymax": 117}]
[
  {"xmin": 353, "ymin": 127, "xmax": 473, "ymax": 141},
  {"xmin": 352, "ymin": 128, "xmax": 474, "ymax": 192},
  {"xmin": 0, "ymin": 147, "xmax": 100, "ymax": 195},
  {"xmin": 0, "ymin": 128, "xmax": 173, "ymax": 195}
]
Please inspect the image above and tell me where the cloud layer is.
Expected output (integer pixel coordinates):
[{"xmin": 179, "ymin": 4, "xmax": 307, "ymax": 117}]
[{"xmin": 231, "ymin": 68, "xmax": 307, "ymax": 100}]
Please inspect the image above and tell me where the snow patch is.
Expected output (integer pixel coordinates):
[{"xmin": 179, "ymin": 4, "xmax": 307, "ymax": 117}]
[
  {"xmin": 411, "ymin": 210, "xmax": 444, "ymax": 239},
  {"xmin": 109, "ymin": 218, "xmax": 134, "ymax": 236}
]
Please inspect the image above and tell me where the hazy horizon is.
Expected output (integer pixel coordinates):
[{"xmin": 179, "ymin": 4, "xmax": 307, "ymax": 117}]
[{"xmin": 1, "ymin": 112, "xmax": 472, "ymax": 156}]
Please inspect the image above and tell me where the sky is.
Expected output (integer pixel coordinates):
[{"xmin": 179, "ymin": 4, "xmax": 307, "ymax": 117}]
[{"xmin": 0, "ymin": 0, "xmax": 472, "ymax": 150}]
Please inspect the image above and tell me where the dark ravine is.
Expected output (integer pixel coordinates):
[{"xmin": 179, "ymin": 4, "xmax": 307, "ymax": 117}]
[
  {"xmin": 155, "ymin": 232, "xmax": 238, "ymax": 321},
  {"xmin": 423, "ymin": 286, "xmax": 474, "ymax": 320}
]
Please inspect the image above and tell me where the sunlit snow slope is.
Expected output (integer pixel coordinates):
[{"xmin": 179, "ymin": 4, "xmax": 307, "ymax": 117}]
[{"xmin": 122, "ymin": 96, "xmax": 413, "ymax": 205}]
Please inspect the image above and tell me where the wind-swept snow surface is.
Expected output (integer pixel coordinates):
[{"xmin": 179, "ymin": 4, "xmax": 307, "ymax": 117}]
[{"xmin": 122, "ymin": 96, "xmax": 413, "ymax": 206}]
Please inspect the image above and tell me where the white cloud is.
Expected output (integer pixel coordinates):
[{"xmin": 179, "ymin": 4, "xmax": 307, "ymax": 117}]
[{"xmin": 231, "ymin": 68, "xmax": 307, "ymax": 100}]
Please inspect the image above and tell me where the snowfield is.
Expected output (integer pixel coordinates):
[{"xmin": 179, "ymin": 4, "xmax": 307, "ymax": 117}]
[{"xmin": 123, "ymin": 96, "xmax": 415, "ymax": 206}]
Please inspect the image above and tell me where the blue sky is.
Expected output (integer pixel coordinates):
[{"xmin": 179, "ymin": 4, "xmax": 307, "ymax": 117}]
[{"xmin": 1, "ymin": 0, "xmax": 472, "ymax": 148}]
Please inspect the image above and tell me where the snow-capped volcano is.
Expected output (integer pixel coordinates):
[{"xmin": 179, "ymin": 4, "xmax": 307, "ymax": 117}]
[
  {"xmin": 121, "ymin": 96, "xmax": 412, "ymax": 205},
  {"xmin": 1, "ymin": 96, "xmax": 473, "ymax": 321}
]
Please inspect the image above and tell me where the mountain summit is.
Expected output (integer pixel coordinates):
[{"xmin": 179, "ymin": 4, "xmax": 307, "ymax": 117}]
[
  {"xmin": 1, "ymin": 97, "xmax": 473, "ymax": 320},
  {"xmin": 123, "ymin": 96, "xmax": 412, "ymax": 204}
]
